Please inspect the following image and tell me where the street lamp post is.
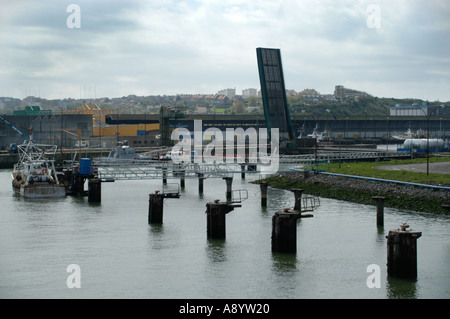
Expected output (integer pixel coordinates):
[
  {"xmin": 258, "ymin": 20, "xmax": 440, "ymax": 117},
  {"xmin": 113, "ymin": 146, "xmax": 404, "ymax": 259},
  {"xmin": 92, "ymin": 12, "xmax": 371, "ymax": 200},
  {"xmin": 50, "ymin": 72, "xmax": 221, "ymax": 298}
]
[
  {"xmin": 415, "ymin": 105, "xmax": 444, "ymax": 176},
  {"xmin": 426, "ymin": 114, "xmax": 429, "ymax": 175},
  {"xmin": 302, "ymin": 110, "xmax": 319, "ymax": 171},
  {"xmin": 386, "ymin": 117, "xmax": 389, "ymax": 151}
]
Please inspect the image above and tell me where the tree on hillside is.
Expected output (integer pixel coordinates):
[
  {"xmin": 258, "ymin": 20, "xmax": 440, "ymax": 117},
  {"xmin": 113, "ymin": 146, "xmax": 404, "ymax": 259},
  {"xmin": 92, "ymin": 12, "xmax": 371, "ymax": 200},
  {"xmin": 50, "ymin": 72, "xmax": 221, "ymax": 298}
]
[{"xmin": 232, "ymin": 100, "xmax": 245, "ymax": 113}]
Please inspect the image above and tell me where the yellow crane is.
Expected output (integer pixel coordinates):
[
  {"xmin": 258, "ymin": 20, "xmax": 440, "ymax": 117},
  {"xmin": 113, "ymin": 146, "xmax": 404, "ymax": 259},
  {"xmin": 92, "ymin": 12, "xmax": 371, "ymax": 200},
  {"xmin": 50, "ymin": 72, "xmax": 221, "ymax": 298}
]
[
  {"xmin": 56, "ymin": 128, "xmax": 82, "ymax": 162},
  {"xmin": 63, "ymin": 103, "xmax": 112, "ymax": 126}
]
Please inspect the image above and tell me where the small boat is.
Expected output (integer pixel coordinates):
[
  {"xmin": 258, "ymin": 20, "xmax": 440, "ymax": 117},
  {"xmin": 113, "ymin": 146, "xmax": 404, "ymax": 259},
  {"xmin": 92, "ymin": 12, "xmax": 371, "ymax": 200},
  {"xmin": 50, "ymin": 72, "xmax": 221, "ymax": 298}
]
[
  {"xmin": 307, "ymin": 124, "xmax": 333, "ymax": 144},
  {"xmin": 108, "ymin": 144, "xmax": 140, "ymax": 160},
  {"xmin": 393, "ymin": 128, "xmax": 415, "ymax": 140},
  {"xmin": 102, "ymin": 141, "xmax": 154, "ymax": 161},
  {"xmin": 11, "ymin": 142, "xmax": 66, "ymax": 198}
]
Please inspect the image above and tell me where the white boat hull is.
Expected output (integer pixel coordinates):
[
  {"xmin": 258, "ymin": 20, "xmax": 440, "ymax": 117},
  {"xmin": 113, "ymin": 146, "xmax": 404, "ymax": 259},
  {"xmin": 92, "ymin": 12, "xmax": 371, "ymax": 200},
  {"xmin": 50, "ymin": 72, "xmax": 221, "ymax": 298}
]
[{"xmin": 19, "ymin": 183, "xmax": 66, "ymax": 198}]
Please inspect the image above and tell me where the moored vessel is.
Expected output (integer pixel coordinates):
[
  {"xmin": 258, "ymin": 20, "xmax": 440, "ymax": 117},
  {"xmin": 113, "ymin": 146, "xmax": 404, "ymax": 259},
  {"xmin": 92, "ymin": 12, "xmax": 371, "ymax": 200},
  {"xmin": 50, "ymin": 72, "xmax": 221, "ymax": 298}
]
[{"xmin": 11, "ymin": 142, "xmax": 66, "ymax": 198}]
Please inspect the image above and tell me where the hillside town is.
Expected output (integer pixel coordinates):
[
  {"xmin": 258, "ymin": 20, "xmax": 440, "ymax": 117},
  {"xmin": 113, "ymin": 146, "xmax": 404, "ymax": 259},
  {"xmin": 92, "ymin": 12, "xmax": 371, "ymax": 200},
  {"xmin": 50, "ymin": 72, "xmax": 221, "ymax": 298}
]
[
  {"xmin": 1, "ymin": 85, "xmax": 448, "ymax": 118},
  {"xmin": 0, "ymin": 85, "xmax": 380, "ymax": 114}
]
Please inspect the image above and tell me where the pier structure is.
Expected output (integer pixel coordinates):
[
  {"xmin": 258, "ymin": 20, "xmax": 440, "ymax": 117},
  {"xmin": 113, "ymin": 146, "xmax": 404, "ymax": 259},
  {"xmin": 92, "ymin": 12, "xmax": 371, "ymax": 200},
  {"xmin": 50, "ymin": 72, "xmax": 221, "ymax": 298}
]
[
  {"xmin": 206, "ymin": 199, "xmax": 242, "ymax": 239},
  {"xmin": 58, "ymin": 148, "xmax": 409, "ymax": 206},
  {"xmin": 259, "ymin": 182, "xmax": 269, "ymax": 206},
  {"xmin": 223, "ymin": 176, "xmax": 233, "ymax": 202},
  {"xmin": 386, "ymin": 223, "xmax": 422, "ymax": 279},
  {"xmin": 271, "ymin": 189, "xmax": 319, "ymax": 253},
  {"xmin": 65, "ymin": 158, "xmax": 101, "ymax": 203},
  {"xmin": 91, "ymin": 160, "xmax": 260, "ymax": 181},
  {"xmin": 372, "ymin": 196, "xmax": 386, "ymax": 227},
  {"xmin": 205, "ymin": 184, "xmax": 248, "ymax": 239},
  {"xmin": 88, "ymin": 178, "xmax": 101, "ymax": 203},
  {"xmin": 87, "ymin": 148, "xmax": 407, "ymax": 182},
  {"xmin": 148, "ymin": 185, "xmax": 180, "ymax": 224},
  {"xmin": 197, "ymin": 173, "xmax": 205, "ymax": 194}
]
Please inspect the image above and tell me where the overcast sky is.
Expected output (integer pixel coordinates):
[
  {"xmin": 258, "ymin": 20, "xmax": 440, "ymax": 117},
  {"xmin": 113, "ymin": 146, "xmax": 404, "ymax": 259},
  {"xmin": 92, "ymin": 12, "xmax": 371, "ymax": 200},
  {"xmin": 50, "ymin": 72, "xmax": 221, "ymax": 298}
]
[{"xmin": 0, "ymin": 0, "xmax": 449, "ymax": 101}]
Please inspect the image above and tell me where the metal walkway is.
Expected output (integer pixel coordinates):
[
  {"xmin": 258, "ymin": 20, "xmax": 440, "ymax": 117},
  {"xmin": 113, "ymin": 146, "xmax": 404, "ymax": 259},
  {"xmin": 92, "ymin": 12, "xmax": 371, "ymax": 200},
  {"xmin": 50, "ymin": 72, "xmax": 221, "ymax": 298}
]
[
  {"xmin": 90, "ymin": 149, "xmax": 407, "ymax": 181},
  {"xmin": 92, "ymin": 159, "xmax": 249, "ymax": 180},
  {"xmin": 278, "ymin": 150, "xmax": 407, "ymax": 164}
]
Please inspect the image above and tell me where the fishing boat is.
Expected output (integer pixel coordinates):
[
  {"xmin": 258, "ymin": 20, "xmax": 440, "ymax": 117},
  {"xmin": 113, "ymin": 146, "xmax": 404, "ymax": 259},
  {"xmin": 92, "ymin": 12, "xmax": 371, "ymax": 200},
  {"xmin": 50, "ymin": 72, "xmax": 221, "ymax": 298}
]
[{"xmin": 11, "ymin": 142, "xmax": 66, "ymax": 198}]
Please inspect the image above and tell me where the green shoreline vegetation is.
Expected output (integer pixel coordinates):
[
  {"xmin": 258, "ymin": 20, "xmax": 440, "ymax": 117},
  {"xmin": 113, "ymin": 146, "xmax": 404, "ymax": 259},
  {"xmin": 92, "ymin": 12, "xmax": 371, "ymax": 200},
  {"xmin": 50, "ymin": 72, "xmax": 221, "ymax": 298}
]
[
  {"xmin": 256, "ymin": 156, "xmax": 450, "ymax": 214},
  {"xmin": 325, "ymin": 156, "xmax": 450, "ymax": 186}
]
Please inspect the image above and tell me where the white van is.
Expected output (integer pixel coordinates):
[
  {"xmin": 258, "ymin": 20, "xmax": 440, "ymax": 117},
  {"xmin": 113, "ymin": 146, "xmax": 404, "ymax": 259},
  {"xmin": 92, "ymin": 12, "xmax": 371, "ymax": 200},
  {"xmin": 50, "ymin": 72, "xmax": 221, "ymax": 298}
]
[{"xmin": 75, "ymin": 140, "xmax": 89, "ymax": 148}]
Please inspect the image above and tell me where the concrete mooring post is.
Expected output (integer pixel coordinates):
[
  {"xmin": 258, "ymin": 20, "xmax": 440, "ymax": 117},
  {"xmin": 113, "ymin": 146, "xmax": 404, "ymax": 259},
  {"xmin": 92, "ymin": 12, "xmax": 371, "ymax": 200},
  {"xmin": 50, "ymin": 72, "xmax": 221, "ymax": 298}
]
[
  {"xmin": 291, "ymin": 188, "xmax": 304, "ymax": 211},
  {"xmin": 260, "ymin": 182, "xmax": 269, "ymax": 206},
  {"xmin": 148, "ymin": 190, "xmax": 180, "ymax": 224},
  {"xmin": 240, "ymin": 164, "xmax": 246, "ymax": 179},
  {"xmin": 148, "ymin": 191, "xmax": 165, "ymax": 224},
  {"xmin": 71, "ymin": 174, "xmax": 86, "ymax": 196},
  {"xmin": 88, "ymin": 178, "xmax": 101, "ymax": 203},
  {"xmin": 223, "ymin": 177, "xmax": 233, "ymax": 202},
  {"xmin": 197, "ymin": 173, "xmax": 205, "ymax": 194},
  {"xmin": 206, "ymin": 200, "xmax": 240, "ymax": 239},
  {"xmin": 372, "ymin": 196, "xmax": 386, "ymax": 227},
  {"xmin": 271, "ymin": 189, "xmax": 314, "ymax": 253},
  {"xmin": 162, "ymin": 167, "xmax": 167, "ymax": 185},
  {"xmin": 271, "ymin": 209, "xmax": 302, "ymax": 253},
  {"xmin": 180, "ymin": 170, "xmax": 185, "ymax": 189},
  {"xmin": 386, "ymin": 223, "xmax": 422, "ymax": 279}
]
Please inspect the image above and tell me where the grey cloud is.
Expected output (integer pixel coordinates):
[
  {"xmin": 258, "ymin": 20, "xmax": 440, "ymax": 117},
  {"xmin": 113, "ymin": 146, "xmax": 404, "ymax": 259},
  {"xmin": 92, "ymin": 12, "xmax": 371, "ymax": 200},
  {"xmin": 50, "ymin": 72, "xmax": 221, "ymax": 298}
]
[{"xmin": 0, "ymin": 0, "xmax": 448, "ymax": 101}]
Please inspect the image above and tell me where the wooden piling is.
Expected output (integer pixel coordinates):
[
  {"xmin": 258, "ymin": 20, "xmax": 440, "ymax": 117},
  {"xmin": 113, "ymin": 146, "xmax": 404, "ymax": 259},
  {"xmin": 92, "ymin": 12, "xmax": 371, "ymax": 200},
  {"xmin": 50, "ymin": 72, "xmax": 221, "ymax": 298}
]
[
  {"xmin": 260, "ymin": 182, "xmax": 268, "ymax": 206},
  {"xmin": 88, "ymin": 178, "xmax": 101, "ymax": 203},
  {"xmin": 386, "ymin": 223, "xmax": 422, "ymax": 279},
  {"xmin": 206, "ymin": 200, "xmax": 238, "ymax": 239},
  {"xmin": 372, "ymin": 196, "xmax": 386, "ymax": 227}
]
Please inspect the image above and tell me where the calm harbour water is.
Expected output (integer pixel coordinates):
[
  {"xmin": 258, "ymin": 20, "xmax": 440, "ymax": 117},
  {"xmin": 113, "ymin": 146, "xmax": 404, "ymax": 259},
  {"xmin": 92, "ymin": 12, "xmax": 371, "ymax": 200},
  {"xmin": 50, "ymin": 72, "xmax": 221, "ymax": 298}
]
[{"xmin": 0, "ymin": 168, "xmax": 448, "ymax": 299}]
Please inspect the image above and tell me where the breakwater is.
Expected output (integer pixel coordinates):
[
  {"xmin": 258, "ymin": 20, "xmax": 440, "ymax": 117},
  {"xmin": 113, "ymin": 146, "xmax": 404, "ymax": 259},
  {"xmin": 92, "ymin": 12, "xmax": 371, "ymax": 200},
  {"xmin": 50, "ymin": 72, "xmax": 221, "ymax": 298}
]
[{"xmin": 257, "ymin": 171, "xmax": 450, "ymax": 214}]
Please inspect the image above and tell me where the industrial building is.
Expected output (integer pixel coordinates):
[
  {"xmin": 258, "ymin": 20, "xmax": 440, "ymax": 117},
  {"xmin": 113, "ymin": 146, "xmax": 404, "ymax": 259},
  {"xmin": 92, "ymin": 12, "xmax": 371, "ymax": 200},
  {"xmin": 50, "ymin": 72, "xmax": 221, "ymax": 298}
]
[
  {"xmin": 1, "ymin": 103, "xmax": 449, "ymax": 151},
  {"xmin": 0, "ymin": 113, "xmax": 92, "ymax": 148}
]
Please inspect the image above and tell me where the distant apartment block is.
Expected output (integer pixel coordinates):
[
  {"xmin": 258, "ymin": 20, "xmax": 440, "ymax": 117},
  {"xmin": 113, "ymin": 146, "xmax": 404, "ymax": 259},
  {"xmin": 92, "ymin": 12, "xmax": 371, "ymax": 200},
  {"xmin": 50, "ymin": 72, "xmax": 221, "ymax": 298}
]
[
  {"xmin": 242, "ymin": 88, "xmax": 258, "ymax": 98},
  {"xmin": 218, "ymin": 88, "xmax": 236, "ymax": 99},
  {"xmin": 334, "ymin": 85, "xmax": 345, "ymax": 99}
]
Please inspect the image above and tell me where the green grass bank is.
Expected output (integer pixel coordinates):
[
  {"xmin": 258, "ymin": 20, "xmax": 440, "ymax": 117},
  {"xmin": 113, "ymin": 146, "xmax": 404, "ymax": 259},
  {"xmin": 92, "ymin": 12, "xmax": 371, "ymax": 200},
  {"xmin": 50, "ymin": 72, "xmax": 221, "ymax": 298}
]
[{"xmin": 255, "ymin": 157, "xmax": 450, "ymax": 214}]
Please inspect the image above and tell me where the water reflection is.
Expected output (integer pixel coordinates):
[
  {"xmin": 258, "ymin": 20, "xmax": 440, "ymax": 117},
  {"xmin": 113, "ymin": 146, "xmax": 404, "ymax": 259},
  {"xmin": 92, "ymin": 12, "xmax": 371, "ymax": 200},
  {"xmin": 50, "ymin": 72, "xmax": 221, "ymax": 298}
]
[
  {"xmin": 386, "ymin": 276, "xmax": 418, "ymax": 298},
  {"xmin": 271, "ymin": 252, "xmax": 299, "ymax": 274},
  {"xmin": 147, "ymin": 224, "xmax": 165, "ymax": 250},
  {"xmin": 87, "ymin": 201, "xmax": 101, "ymax": 208},
  {"xmin": 376, "ymin": 226, "xmax": 386, "ymax": 245},
  {"xmin": 206, "ymin": 239, "xmax": 227, "ymax": 263}
]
